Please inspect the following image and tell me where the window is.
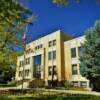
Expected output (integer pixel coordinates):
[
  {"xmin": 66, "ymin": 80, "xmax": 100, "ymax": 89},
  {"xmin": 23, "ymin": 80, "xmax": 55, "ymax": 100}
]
[
  {"xmin": 33, "ymin": 65, "xmax": 41, "ymax": 79},
  {"xmin": 35, "ymin": 44, "xmax": 43, "ymax": 50},
  {"xmin": 80, "ymin": 81, "xmax": 87, "ymax": 88},
  {"xmin": 72, "ymin": 81, "xmax": 79, "ymax": 86},
  {"xmin": 35, "ymin": 46, "xmax": 38, "ymax": 50},
  {"xmin": 19, "ymin": 61, "xmax": 22, "ymax": 67},
  {"xmin": 78, "ymin": 46, "xmax": 82, "ymax": 57},
  {"xmin": 40, "ymin": 44, "xmax": 43, "ymax": 48},
  {"xmin": 53, "ymin": 51, "xmax": 56, "ymax": 59},
  {"xmin": 48, "ymin": 66, "xmax": 57, "ymax": 76},
  {"xmin": 48, "ymin": 51, "xmax": 56, "ymax": 60},
  {"xmin": 53, "ymin": 66, "xmax": 57, "ymax": 75},
  {"xmin": 71, "ymin": 48, "xmax": 76, "ymax": 58},
  {"xmin": 25, "ymin": 57, "xmax": 30, "ymax": 65},
  {"xmin": 48, "ymin": 52, "xmax": 52, "ymax": 60},
  {"xmin": 72, "ymin": 64, "xmax": 78, "ymax": 75},
  {"xmin": 49, "ymin": 40, "xmax": 56, "ymax": 47},
  {"xmin": 19, "ymin": 71, "xmax": 22, "ymax": 77},
  {"xmin": 49, "ymin": 41, "xmax": 52, "ymax": 47},
  {"xmin": 53, "ymin": 40, "xmax": 56, "ymax": 46},
  {"xmin": 48, "ymin": 66, "xmax": 52, "ymax": 75},
  {"xmin": 19, "ymin": 61, "xmax": 24, "ymax": 67},
  {"xmin": 25, "ymin": 69, "xmax": 29, "ymax": 77}
]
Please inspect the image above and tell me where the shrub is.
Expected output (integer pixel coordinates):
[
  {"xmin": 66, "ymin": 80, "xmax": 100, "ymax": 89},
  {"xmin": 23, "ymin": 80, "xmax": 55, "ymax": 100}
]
[
  {"xmin": 29, "ymin": 79, "xmax": 45, "ymax": 88},
  {"xmin": 64, "ymin": 81, "xmax": 72, "ymax": 90},
  {"xmin": 8, "ymin": 80, "xmax": 16, "ymax": 87}
]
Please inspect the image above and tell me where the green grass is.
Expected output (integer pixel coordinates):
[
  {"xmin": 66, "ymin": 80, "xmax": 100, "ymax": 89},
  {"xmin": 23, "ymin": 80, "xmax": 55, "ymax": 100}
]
[{"xmin": 0, "ymin": 92, "xmax": 100, "ymax": 100}]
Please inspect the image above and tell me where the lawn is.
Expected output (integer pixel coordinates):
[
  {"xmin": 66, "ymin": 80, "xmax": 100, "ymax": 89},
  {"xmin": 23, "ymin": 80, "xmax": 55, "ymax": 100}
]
[{"xmin": 0, "ymin": 91, "xmax": 100, "ymax": 100}]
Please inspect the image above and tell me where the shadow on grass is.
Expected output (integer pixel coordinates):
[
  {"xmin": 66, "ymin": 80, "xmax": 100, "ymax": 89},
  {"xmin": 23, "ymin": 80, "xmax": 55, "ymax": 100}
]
[{"xmin": 0, "ymin": 95, "xmax": 100, "ymax": 100}]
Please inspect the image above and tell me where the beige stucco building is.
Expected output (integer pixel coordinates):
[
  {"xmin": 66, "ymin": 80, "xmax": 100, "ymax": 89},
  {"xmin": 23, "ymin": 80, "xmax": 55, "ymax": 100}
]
[{"xmin": 16, "ymin": 30, "xmax": 89, "ymax": 88}]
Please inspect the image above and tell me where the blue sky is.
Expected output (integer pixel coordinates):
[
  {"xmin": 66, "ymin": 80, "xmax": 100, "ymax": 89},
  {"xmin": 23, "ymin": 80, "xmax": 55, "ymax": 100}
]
[{"xmin": 25, "ymin": 0, "xmax": 100, "ymax": 40}]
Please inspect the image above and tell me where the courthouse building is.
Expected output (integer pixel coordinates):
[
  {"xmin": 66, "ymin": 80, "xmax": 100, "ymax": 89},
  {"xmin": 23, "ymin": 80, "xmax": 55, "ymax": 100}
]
[{"xmin": 16, "ymin": 30, "xmax": 89, "ymax": 88}]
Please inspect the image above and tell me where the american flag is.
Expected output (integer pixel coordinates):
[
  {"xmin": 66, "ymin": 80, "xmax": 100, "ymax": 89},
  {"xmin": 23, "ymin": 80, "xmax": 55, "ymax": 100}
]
[
  {"xmin": 22, "ymin": 32, "xmax": 26, "ymax": 44},
  {"xmin": 22, "ymin": 27, "xmax": 27, "ymax": 48}
]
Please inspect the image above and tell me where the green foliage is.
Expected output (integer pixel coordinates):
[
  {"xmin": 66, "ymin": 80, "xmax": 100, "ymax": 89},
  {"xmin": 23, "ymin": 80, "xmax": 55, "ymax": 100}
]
[
  {"xmin": 0, "ymin": 0, "xmax": 33, "ymax": 84},
  {"xmin": 29, "ymin": 79, "xmax": 45, "ymax": 88},
  {"xmin": 80, "ymin": 20, "xmax": 100, "ymax": 90},
  {"xmin": 52, "ymin": 0, "xmax": 80, "ymax": 6},
  {"xmin": 0, "ymin": 92, "xmax": 100, "ymax": 100},
  {"xmin": 64, "ymin": 81, "xmax": 72, "ymax": 90}
]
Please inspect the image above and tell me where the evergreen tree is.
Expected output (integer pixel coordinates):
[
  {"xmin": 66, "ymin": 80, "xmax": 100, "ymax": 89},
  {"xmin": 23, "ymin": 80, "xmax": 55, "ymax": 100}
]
[{"xmin": 80, "ymin": 21, "xmax": 100, "ymax": 91}]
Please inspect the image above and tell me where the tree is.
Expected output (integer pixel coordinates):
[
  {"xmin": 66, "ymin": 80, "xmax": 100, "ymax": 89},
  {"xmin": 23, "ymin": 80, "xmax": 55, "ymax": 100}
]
[
  {"xmin": 52, "ymin": 0, "xmax": 99, "ymax": 6},
  {"xmin": 0, "ymin": 0, "xmax": 33, "ymax": 83},
  {"xmin": 80, "ymin": 20, "xmax": 100, "ymax": 91},
  {"xmin": 52, "ymin": 0, "xmax": 80, "ymax": 6}
]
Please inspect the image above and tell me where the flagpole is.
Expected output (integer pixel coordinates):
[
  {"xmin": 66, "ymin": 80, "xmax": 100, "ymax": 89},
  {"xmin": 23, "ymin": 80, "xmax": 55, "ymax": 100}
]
[{"xmin": 21, "ymin": 26, "xmax": 27, "ymax": 93}]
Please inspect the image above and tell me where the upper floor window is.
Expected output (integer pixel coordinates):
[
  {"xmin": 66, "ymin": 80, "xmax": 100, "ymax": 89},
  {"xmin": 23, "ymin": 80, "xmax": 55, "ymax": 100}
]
[
  {"xmin": 19, "ymin": 61, "xmax": 24, "ymax": 67},
  {"xmin": 49, "ymin": 41, "xmax": 52, "ymax": 47},
  {"xmin": 53, "ymin": 40, "xmax": 56, "ymax": 46},
  {"xmin": 25, "ymin": 69, "xmax": 30, "ymax": 77},
  {"xmin": 48, "ymin": 51, "xmax": 56, "ymax": 60},
  {"xmin": 48, "ymin": 40, "xmax": 56, "ymax": 47},
  {"xmin": 78, "ymin": 46, "xmax": 82, "ymax": 57},
  {"xmin": 35, "ymin": 44, "xmax": 43, "ymax": 50},
  {"xmin": 25, "ymin": 57, "xmax": 30, "ymax": 65},
  {"xmin": 72, "ymin": 64, "xmax": 78, "ymax": 75},
  {"xmin": 71, "ymin": 48, "xmax": 76, "ymax": 58},
  {"xmin": 19, "ymin": 71, "xmax": 22, "ymax": 77}
]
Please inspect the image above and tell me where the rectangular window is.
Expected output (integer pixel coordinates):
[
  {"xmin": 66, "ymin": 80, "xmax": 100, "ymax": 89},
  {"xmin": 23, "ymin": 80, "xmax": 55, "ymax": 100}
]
[
  {"xmin": 48, "ymin": 52, "xmax": 52, "ymax": 60},
  {"xmin": 19, "ymin": 61, "xmax": 24, "ymax": 67},
  {"xmin": 25, "ymin": 58, "xmax": 30, "ymax": 65},
  {"xmin": 19, "ymin": 61, "xmax": 22, "ymax": 67},
  {"xmin": 53, "ymin": 66, "xmax": 57, "ymax": 75},
  {"xmin": 48, "ymin": 66, "xmax": 52, "ymax": 75},
  {"xmin": 80, "ymin": 81, "xmax": 87, "ymax": 88},
  {"xmin": 53, "ymin": 51, "xmax": 56, "ymax": 59},
  {"xmin": 71, "ymin": 48, "xmax": 76, "ymax": 58},
  {"xmin": 19, "ymin": 71, "xmax": 22, "ymax": 77},
  {"xmin": 40, "ymin": 44, "xmax": 43, "ymax": 48},
  {"xmin": 25, "ymin": 69, "xmax": 29, "ymax": 77},
  {"xmin": 78, "ymin": 46, "xmax": 82, "ymax": 57},
  {"xmin": 49, "ymin": 41, "xmax": 52, "ymax": 47},
  {"xmin": 48, "ymin": 66, "xmax": 57, "ymax": 76},
  {"xmin": 72, "ymin": 64, "xmax": 78, "ymax": 75},
  {"xmin": 48, "ymin": 51, "xmax": 56, "ymax": 60},
  {"xmin": 72, "ymin": 81, "xmax": 79, "ymax": 86},
  {"xmin": 53, "ymin": 40, "xmax": 56, "ymax": 46}
]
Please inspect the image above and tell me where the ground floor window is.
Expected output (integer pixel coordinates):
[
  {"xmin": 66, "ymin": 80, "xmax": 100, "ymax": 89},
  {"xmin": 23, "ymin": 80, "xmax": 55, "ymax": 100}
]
[
  {"xmin": 80, "ymin": 81, "xmax": 87, "ymax": 88},
  {"xmin": 72, "ymin": 81, "xmax": 79, "ymax": 86}
]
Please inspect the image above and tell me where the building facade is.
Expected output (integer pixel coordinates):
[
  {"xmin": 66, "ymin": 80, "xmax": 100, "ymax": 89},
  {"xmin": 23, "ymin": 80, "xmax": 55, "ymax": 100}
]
[{"xmin": 16, "ymin": 30, "xmax": 89, "ymax": 88}]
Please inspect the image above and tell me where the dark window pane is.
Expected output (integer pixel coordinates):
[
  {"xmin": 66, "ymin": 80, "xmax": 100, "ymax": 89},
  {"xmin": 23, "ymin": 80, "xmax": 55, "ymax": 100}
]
[
  {"xmin": 48, "ymin": 66, "xmax": 52, "ymax": 75},
  {"xmin": 53, "ymin": 40, "xmax": 56, "ymax": 46},
  {"xmin": 53, "ymin": 51, "xmax": 56, "ymax": 59},
  {"xmin": 49, "ymin": 41, "xmax": 52, "ymax": 47},
  {"xmin": 71, "ymin": 48, "xmax": 76, "ymax": 58},
  {"xmin": 78, "ymin": 46, "xmax": 82, "ymax": 57},
  {"xmin": 72, "ymin": 64, "xmax": 78, "ymax": 75},
  {"xmin": 48, "ymin": 52, "xmax": 52, "ymax": 60}
]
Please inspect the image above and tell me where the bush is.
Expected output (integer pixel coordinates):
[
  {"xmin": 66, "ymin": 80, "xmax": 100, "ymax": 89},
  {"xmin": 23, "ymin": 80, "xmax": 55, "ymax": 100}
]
[
  {"xmin": 0, "ymin": 80, "xmax": 16, "ymax": 87},
  {"xmin": 64, "ymin": 81, "xmax": 72, "ymax": 90},
  {"xmin": 29, "ymin": 79, "xmax": 45, "ymax": 88},
  {"xmin": 8, "ymin": 80, "xmax": 16, "ymax": 87}
]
